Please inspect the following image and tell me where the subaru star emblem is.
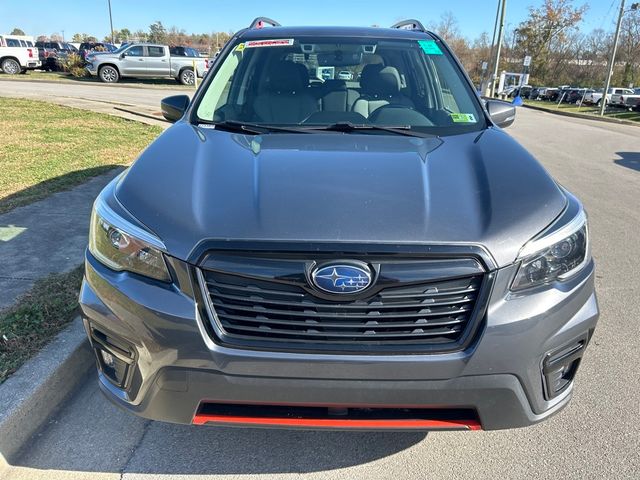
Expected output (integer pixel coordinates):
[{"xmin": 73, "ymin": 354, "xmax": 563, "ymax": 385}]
[{"xmin": 311, "ymin": 263, "xmax": 373, "ymax": 294}]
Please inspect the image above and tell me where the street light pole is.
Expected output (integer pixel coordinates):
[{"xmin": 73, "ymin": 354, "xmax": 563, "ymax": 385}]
[
  {"xmin": 490, "ymin": 0, "xmax": 508, "ymax": 97},
  {"xmin": 483, "ymin": 0, "xmax": 502, "ymax": 96},
  {"xmin": 600, "ymin": 0, "xmax": 628, "ymax": 115},
  {"xmin": 107, "ymin": 0, "xmax": 115, "ymax": 44}
]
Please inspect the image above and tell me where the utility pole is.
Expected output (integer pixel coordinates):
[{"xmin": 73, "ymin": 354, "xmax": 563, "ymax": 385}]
[
  {"xmin": 490, "ymin": 0, "xmax": 508, "ymax": 97},
  {"xmin": 62, "ymin": 30, "xmax": 65, "ymax": 42},
  {"xmin": 600, "ymin": 1, "xmax": 639, "ymax": 115},
  {"xmin": 484, "ymin": 0, "xmax": 502, "ymax": 96},
  {"xmin": 107, "ymin": 0, "xmax": 115, "ymax": 44}
]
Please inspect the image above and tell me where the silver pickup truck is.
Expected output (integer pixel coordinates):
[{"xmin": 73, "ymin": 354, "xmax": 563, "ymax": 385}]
[{"xmin": 86, "ymin": 43, "xmax": 207, "ymax": 85}]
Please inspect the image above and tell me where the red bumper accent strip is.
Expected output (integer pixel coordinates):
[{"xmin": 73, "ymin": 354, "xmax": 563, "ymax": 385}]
[{"xmin": 192, "ymin": 414, "xmax": 482, "ymax": 430}]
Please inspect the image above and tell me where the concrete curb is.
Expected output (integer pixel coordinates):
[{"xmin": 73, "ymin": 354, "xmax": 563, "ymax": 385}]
[
  {"xmin": 522, "ymin": 103, "xmax": 640, "ymax": 127},
  {"xmin": 0, "ymin": 317, "xmax": 92, "ymax": 471},
  {"xmin": 0, "ymin": 77, "xmax": 189, "ymax": 92},
  {"xmin": 113, "ymin": 106, "xmax": 170, "ymax": 124}
]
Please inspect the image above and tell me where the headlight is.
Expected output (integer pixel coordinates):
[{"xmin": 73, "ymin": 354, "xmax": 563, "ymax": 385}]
[
  {"xmin": 88, "ymin": 196, "xmax": 171, "ymax": 282},
  {"xmin": 511, "ymin": 209, "xmax": 589, "ymax": 291}
]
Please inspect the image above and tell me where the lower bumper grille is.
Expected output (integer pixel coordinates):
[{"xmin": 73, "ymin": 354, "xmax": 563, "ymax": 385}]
[
  {"xmin": 193, "ymin": 403, "xmax": 481, "ymax": 430},
  {"xmin": 198, "ymin": 253, "xmax": 490, "ymax": 354}
]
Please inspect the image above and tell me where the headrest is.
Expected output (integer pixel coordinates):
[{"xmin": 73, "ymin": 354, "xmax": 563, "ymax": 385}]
[
  {"xmin": 360, "ymin": 64, "xmax": 401, "ymax": 96},
  {"xmin": 267, "ymin": 61, "xmax": 307, "ymax": 93},
  {"xmin": 322, "ymin": 79, "xmax": 347, "ymax": 91}
]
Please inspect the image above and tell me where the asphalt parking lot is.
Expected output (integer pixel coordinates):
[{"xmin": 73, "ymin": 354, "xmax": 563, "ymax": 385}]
[{"xmin": 1, "ymin": 83, "xmax": 639, "ymax": 479}]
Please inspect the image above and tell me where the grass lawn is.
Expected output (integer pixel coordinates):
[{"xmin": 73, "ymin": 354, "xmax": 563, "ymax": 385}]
[
  {"xmin": 0, "ymin": 267, "xmax": 84, "ymax": 384},
  {"xmin": 0, "ymin": 70, "xmax": 193, "ymax": 90},
  {"xmin": 0, "ymin": 97, "xmax": 163, "ymax": 214},
  {"xmin": 524, "ymin": 99, "xmax": 640, "ymax": 123}
]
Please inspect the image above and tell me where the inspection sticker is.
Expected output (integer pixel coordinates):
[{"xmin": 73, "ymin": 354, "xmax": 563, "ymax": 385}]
[
  {"xmin": 244, "ymin": 39, "xmax": 294, "ymax": 48},
  {"xmin": 450, "ymin": 113, "xmax": 477, "ymax": 123},
  {"xmin": 418, "ymin": 40, "xmax": 443, "ymax": 55},
  {"xmin": 235, "ymin": 43, "xmax": 245, "ymax": 52}
]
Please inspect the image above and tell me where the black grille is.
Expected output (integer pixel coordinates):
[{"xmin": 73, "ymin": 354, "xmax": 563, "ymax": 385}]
[{"xmin": 199, "ymin": 261, "xmax": 487, "ymax": 353}]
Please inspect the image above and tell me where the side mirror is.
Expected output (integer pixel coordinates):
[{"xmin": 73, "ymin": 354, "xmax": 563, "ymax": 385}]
[
  {"xmin": 161, "ymin": 95, "xmax": 190, "ymax": 122},
  {"xmin": 120, "ymin": 53, "xmax": 125, "ymax": 59},
  {"xmin": 485, "ymin": 99, "xmax": 516, "ymax": 128}
]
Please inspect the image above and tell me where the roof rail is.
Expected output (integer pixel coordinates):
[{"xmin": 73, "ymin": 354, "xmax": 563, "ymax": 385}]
[
  {"xmin": 390, "ymin": 19, "xmax": 426, "ymax": 32},
  {"xmin": 249, "ymin": 17, "xmax": 281, "ymax": 29}
]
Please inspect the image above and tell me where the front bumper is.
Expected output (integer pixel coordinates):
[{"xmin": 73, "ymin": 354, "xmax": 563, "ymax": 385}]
[{"xmin": 80, "ymin": 251, "xmax": 599, "ymax": 431}]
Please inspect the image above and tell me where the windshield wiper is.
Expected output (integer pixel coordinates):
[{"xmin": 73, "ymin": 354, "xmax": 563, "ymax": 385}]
[
  {"xmin": 306, "ymin": 122, "xmax": 434, "ymax": 138},
  {"xmin": 196, "ymin": 119, "xmax": 313, "ymax": 135}
]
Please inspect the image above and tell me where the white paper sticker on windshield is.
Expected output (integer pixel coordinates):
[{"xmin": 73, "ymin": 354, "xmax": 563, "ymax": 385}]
[{"xmin": 244, "ymin": 39, "xmax": 294, "ymax": 48}]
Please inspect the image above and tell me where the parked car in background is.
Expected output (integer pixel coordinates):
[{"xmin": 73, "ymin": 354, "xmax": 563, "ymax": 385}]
[
  {"xmin": 617, "ymin": 89, "xmax": 640, "ymax": 111},
  {"xmin": 584, "ymin": 87, "xmax": 633, "ymax": 106},
  {"xmin": 337, "ymin": 70, "xmax": 353, "ymax": 80},
  {"xmin": 529, "ymin": 86, "xmax": 545, "ymax": 100},
  {"xmin": 86, "ymin": 43, "xmax": 207, "ymax": 84},
  {"xmin": 545, "ymin": 88, "xmax": 561, "ymax": 101},
  {"xmin": 79, "ymin": 42, "xmax": 116, "ymax": 60},
  {"xmin": 0, "ymin": 34, "xmax": 41, "ymax": 73},
  {"xmin": 540, "ymin": 87, "xmax": 558, "ymax": 101},
  {"xmin": 35, "ymin": 41, "xmax": 77, "ymax": 71},
  {"xmin": 170, "ymin": 45, "xmax": 211, "ymax": 76},
  {"xmin": 2, "ymin": 34, "xmax": 37, "ymax": 48},
  {"xmin": 610, "ymin": 88, "xmax": 637, "ymax": 107},
  {"xmin": 566, "ymin": 88, "xmax": 592, "ymax": 105}
]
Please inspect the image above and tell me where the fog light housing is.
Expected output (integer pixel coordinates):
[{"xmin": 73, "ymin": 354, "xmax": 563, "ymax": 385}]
[
  {"xmin": 542, "ymin": 334, "xmax": 589, "ymax": 399},
  {"xmin": 90, "ymin": 326, "xmax": 135, "ymax": 389},
  {"xmin": 100, "ymin": 350, "xmax": 115, "ymax": 368}
]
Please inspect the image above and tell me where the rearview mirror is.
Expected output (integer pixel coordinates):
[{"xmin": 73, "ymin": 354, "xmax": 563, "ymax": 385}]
[
  {"xmin": 161, "ymin": 95, "xmax": 190, "ymax": 123},
  {"xmin": 485, "ymin": 99, "xmax": 516, "ymax": 128}
]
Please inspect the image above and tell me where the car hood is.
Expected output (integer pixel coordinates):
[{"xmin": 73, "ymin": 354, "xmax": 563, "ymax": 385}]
[{"xmin": 115, "ymin": 123, "xmax": 566, "ymax": 267}]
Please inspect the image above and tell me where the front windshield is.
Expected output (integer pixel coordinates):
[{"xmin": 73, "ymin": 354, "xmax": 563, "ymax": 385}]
[
  {"xmin": 195, "ymin": 35, "xmax": 486, "ymax": 135},
  {"xmin": 111, "ymin": 44, "xmax": 128, "ymax": 54}
]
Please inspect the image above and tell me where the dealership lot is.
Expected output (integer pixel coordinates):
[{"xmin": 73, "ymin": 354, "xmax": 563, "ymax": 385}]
[{"xmin": 0, "ymin": 83, "xmax": 639, "ymax": 479}]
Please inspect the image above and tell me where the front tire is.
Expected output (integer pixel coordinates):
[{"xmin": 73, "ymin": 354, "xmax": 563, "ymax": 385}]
[
  {"xmin": 1, "ymin": 58, "xmax": 21, "ymax": 75},
  {"xmin": 99, "ymin": 65, "xmax": 119, "ymax": 83},
  {"xmin": 179, "ymin": 68, "xmax": 195, "ymax": 86}
]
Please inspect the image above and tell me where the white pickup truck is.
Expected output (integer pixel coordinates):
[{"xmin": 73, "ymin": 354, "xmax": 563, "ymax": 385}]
[
  {"xmin": 86, "ymin": 43, "xmax": 207, "ymax": 85},
  {"xmin": 585, "ymin": 87, "xmax": 634, "ymax": 106},
  {"xmin": 611, "ymin": 88, "xmax": 640, "ymax": 110},
  {"xmin": 0, "ymin": 34, "xmax": 41, "ymax": 74}
]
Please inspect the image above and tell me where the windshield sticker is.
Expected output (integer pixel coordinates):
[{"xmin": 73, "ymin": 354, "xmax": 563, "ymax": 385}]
[
  {"xmin": 450, "ymin": 113, "xmax": 477, "ymax": 123},
  {"xmin": 244, "ymin": 39, "xmax": 294, "ymax": 48},
  {"xmin": 235, "ymin": 43, "xmax": 245, "ymax": 52},
  {"xmin": 418, "ymin": 40, "xmax": 443, "ymax": 55}
]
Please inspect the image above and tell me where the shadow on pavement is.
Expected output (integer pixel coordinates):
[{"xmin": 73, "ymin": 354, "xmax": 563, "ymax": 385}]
[
  {"xmin": 0, "ymin": 165, "xmax": 123, "ymax": 215},
  {"xmin": 614, "ymin": 152, "xmax": 640, "ymax": 172},
  {"xmin": 12, "ymin": 379, "xmax": 426, "ymax": 475}
]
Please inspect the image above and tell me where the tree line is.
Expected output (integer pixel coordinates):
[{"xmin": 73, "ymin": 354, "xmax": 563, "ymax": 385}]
[{"xmin": 10, "ymin": 0, "xmax": 640, "ymax": 88}]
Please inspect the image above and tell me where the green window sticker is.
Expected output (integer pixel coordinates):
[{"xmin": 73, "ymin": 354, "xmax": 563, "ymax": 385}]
[
  {"xmin": 450, "ymin": 113, "xmax": 477, "ymax": 123},
  {"xmin": 418, "ymin": 40, "xmax": 443, "ymax": 55}
]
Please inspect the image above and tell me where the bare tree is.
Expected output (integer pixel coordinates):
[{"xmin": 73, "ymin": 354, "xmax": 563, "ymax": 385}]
[
  {"xmin": 619, "ymin": 9, "xmax": 640, "ymax": 87},
  {"xmin": 514, "ymin": 0, "xmax": 588, "ymax": 84}
]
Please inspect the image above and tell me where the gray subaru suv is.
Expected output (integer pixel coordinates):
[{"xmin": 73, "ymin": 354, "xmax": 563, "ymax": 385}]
[{"xmin": 79, "ymin": 18, "xmax": 598, "ymax": 431}]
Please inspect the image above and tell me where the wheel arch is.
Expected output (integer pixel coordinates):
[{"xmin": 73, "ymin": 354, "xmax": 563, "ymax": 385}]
[
  {"xmin": 0, "ymin": 56, "xmax": 22, "ymax": 66},
  {"xmin": 98, "ymin": 63, "xmax": 120, "ymax": 74},
  {"xmin": 177, "ymin": 65, "xmax": 194, "ymax": 78}
]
